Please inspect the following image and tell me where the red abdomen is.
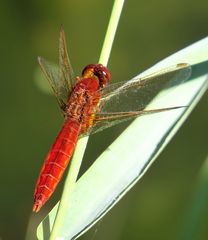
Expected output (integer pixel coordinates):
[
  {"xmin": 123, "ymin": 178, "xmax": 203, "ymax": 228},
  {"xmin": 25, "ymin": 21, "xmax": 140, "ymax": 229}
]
[{"xmin": 33, "ymin": 119, "xmax": 81, "ymax": 212}]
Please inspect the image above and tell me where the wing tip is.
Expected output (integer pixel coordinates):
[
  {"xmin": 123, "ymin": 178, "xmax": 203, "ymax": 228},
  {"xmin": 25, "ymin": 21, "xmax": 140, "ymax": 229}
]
[
  {"xmin": 176, "ymin": 63, "xmax": 190, "ymax": 68},
  {"xmin": 59, "ymin": 25, "xmax": 65, "ymax": 39},
  {"xmin": 37, "ymin": 56, "xmax": 43, "ymax": 63},
  {"xmin": 176, "ymin": 63, "xmax": 192, "ymax": 78},
  {"xmin": 60, "ymin": 24, "xmax": 64, "ymax": 31}
]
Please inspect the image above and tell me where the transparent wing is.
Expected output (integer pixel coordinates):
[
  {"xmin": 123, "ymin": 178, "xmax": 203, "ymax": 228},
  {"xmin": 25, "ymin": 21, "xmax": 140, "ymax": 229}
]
[
  {"xmin": 85, "ymin": 106, "xmax": 185, "ymax": 136},
  {"xmin": 86, "ymin": 63, "xmax": 191, "ymax": 135},
  {"xmin": 38, "ymin": 27, "xmax": 75, "ymax": 110},
  {"xmin": 99, "ymin": 63, "xmax": 191, "ymax": 113},
  {"xmin": 38, "ymin": 57, "xmax": 68, "ymax": 110},
  {"xmin": 59, "ymin": 26, "xmax": 76, "ymax": 92}
]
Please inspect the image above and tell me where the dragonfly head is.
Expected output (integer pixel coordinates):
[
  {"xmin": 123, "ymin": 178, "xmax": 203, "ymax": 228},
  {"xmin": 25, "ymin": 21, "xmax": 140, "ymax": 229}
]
[{"xmin": 82, "ymin": 64, "xmax": 111, "ymax": 88}]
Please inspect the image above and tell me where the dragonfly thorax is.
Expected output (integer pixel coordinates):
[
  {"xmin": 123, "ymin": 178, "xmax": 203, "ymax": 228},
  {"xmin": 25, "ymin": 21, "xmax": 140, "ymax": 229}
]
[{"xmin": 65, "ymin": 78, "xmax": 101, "ymax": 125}]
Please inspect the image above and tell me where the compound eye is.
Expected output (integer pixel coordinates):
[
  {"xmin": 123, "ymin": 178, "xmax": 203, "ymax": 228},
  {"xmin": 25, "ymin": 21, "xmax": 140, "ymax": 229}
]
[
  {"xmin": 98, "ymin": 65, "xmax": 111, "ymax": 88},
  {"xmin": 82, "ymin": 64, "xmax": 96, "ymax": 77},
  {"xmin": 81, "ymin": 64, "xmax": 111, "ymax": 88}
]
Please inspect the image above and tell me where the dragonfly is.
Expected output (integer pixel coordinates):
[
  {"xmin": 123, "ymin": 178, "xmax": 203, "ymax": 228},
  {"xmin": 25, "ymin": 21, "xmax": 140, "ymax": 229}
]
[{"xmin": 33, "ymin": 27, "xmax": 191, "ymax": 212}]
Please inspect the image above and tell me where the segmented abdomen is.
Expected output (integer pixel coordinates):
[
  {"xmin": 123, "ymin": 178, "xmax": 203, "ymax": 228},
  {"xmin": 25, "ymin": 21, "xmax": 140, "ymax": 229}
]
[{"xmin": 33, "ymin": 119, "xmax": 81, "ymax": 212}]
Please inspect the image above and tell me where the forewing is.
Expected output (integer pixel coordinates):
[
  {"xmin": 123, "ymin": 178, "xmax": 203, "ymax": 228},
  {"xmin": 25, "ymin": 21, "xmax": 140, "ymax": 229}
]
[
  {"xmin": 99, "ymin": 63, "xmax": 191, "ymax": 113},
  {"xmin": 87, "ymin": 63, "xmax": 191, "ymax": 135},
  {"xmin": 59, "ymin": 27, "xmax": 76, "ymax": 93},
  {"xmin": 38, "ymin": 57, "xmax": 69, "ymax": 110}
]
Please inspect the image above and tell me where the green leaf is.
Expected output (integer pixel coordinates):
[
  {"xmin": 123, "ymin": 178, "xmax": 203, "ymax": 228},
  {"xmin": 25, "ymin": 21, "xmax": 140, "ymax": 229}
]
[{"xmin": 37, "ymin": 38, "xmax": 208, "ymax": 240}]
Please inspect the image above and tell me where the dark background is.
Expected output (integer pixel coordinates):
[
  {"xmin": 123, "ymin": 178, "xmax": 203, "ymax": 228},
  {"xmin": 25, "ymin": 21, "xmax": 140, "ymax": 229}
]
[{"xmin": 0, "ymin": 0, "xmax": 208, "ymax": 239}]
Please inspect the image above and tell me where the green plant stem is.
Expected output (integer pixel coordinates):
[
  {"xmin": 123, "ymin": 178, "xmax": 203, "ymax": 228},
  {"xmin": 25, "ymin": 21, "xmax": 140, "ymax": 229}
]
[
  {"xmin": 49, "ymin": 0, "xmax": 125, "ymax": 239},
  {"xmin": 99, "ymin": 0, "xmax": 125, "ymax": 65}
]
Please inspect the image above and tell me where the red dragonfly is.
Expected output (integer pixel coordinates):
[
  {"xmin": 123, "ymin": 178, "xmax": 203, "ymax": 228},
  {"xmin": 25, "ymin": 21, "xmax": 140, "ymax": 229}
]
[{"xmin": 33, "ymin": 27, "xmax": 191, "ymax": 212}]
